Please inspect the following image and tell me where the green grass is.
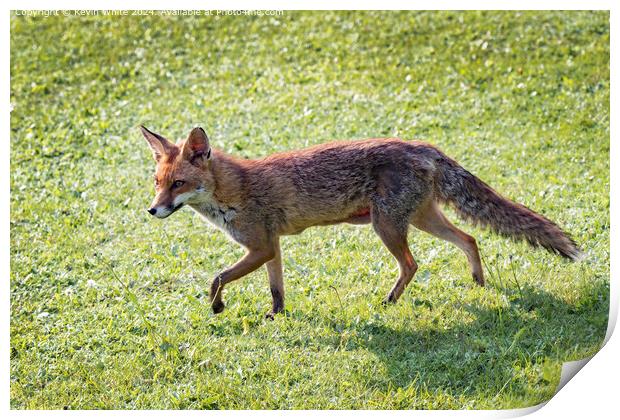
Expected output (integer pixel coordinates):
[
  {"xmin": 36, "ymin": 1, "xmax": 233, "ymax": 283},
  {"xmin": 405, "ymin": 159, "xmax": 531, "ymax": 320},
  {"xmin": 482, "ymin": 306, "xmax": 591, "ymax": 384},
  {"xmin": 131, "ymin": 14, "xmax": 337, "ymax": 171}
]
[{"xmin": 10, "ymin": 11, "xmax": 609, "ymax": 409}]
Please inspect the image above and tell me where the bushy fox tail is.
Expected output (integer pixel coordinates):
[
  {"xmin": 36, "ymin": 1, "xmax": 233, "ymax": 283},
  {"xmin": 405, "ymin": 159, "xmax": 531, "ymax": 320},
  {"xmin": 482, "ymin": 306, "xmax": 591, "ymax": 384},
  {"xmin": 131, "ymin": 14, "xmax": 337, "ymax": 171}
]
[{"xmin": 434, "ymin": 154, "xmax": 583, "ymax": 261}]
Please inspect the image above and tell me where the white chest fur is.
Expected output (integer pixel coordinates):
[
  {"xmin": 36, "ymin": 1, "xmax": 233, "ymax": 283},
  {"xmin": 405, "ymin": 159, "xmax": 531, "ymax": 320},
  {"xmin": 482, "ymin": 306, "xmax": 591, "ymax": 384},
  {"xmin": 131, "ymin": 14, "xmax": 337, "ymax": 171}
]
[{"xmin": 189, "ymin": 199, "xmax": 237, "ymax": 234}]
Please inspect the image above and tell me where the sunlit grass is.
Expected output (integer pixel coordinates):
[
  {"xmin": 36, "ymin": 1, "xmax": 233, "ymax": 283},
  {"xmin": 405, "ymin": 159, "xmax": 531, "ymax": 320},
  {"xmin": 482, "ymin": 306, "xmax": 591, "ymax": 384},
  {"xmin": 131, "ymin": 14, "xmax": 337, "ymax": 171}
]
[{"xmin": 10, "ymin": 10, "xmax": 609, "ymax": 409}]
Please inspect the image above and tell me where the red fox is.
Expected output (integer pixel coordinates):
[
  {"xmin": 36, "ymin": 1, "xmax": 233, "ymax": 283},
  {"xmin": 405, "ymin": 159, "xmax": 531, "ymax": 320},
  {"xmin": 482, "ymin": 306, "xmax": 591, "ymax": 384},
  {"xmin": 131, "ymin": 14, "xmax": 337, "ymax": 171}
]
[{"xmin": 141, "ymin": 126, "xmax": 582, "ymax": 318}]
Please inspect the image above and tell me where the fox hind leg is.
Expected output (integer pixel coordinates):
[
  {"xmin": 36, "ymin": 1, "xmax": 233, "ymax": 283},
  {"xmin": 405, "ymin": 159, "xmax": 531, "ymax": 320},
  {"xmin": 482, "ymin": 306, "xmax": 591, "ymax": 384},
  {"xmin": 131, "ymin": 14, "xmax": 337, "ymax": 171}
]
[
  {"xmin": 371, "ymin": 209, "xmax": 418, "ymax": 304},
  {"xmin": 411, "ymin": 200, "xmax": 484, "ymax": 286},
  {"xmin": 265, "ymin": 238, "xmax": 284, "ymax": 319}
]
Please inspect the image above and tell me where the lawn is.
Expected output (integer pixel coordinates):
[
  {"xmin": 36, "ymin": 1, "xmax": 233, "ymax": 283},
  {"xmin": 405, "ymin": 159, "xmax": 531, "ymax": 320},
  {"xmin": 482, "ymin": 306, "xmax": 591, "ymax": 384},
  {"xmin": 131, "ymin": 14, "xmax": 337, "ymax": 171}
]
[{"xmin": 10, "ymin": 10, "xmax": 609, "ymax": 409}]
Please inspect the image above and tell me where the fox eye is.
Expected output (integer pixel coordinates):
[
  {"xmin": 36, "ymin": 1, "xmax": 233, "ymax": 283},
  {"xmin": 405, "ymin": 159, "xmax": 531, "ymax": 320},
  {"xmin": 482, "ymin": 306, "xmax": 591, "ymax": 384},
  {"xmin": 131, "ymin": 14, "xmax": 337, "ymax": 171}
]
[{"xmin": 171, "ymin": 180, "xmax": 185, "ymax": 189}]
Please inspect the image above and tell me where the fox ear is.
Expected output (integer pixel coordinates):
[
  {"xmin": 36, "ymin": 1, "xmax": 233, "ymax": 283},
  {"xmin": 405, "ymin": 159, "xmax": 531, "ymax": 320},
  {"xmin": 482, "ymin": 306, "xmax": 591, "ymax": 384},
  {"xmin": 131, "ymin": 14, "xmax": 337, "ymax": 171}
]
[
  {"xmin": 182, "ymin": 127, "xmax": 211, "ymax": 165},
  {"xmin": 140, "ymin": 126, "xmax": 174, "ymax": 162}
]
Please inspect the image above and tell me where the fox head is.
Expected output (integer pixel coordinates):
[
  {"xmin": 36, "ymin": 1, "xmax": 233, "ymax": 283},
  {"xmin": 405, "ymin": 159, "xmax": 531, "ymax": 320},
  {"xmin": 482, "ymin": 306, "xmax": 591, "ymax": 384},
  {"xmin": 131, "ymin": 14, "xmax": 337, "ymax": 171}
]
[{"xmin": 140, "ymin": 126, "xmax": 214, "ymax": 218}]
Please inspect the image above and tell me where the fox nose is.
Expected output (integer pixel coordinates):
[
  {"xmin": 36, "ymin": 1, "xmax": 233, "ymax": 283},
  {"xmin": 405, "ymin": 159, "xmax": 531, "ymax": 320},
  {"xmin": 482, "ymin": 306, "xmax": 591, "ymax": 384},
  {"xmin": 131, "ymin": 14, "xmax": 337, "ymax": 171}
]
[{"xmin": 147, "ymin": 208, "xmax": 157, "ymax": 216}]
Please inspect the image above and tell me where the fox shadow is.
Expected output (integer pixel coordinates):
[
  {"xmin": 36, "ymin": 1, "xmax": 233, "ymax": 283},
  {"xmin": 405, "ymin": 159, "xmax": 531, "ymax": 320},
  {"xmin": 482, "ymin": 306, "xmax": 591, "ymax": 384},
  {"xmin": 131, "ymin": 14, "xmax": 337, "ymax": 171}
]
[{"xmin": 301, "ymin": 281, "xmax": 609, "ymax": 403}]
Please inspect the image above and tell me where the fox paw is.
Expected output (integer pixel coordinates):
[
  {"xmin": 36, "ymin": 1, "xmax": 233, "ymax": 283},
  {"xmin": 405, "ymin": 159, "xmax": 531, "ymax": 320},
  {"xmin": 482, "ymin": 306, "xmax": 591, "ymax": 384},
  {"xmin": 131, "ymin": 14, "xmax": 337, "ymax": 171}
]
[
  {"xmin": 265, "ymin": 307, "xmax": 284, "ymax": 320},
  {"xmin": 382, "ymin": 294, "xmax": 397, "ymax": 306},
  {"xmin": 473, "ymin": 274, "xmax": 485, "ymax": 287},
  {"xmin": 212, "ymin": 301, "xmax": 225, "ymax": 314}
]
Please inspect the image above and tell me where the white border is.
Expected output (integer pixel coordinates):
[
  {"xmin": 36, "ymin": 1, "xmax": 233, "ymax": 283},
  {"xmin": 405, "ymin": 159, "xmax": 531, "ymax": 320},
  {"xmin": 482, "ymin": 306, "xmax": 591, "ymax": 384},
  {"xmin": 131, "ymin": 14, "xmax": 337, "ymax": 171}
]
[{"xmin": 4, "ymin": 1, "xmax": 616, "ymax": 418}]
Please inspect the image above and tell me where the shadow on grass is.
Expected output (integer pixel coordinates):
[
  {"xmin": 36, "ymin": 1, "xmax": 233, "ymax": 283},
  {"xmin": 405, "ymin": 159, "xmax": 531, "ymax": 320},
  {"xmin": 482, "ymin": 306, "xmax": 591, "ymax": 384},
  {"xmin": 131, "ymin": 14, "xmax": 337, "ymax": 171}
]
[{"xmin": 307, "ymin": 281, "xmax": 609, "ymax": 406}]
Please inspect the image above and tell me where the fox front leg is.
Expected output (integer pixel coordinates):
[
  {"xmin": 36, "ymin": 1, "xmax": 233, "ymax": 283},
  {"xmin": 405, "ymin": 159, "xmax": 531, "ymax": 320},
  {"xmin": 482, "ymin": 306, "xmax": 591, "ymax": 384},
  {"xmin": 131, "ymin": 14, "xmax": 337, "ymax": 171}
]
[{"xmin": 209, "ymin": 247, "xmax": 276, "ymax": 314}]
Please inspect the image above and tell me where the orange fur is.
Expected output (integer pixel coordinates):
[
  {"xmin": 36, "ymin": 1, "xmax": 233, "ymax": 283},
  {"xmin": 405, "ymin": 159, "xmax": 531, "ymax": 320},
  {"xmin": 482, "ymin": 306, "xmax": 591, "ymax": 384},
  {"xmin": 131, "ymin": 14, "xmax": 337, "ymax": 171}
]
[{"xmin": 141, "ymin": 126, "xmax": 581, "ymax": 318}]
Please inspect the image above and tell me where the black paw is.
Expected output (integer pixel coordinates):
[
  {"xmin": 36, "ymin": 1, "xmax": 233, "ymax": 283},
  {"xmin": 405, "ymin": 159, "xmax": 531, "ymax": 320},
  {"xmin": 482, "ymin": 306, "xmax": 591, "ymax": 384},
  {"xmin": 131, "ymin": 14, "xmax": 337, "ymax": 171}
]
[
  {"xmin": 473, "ymin": 274, "xmax": 485, "ymax": 287},
  {"xmin": 265, "ymin": 307, "xmax": 284, "ymax": 320},
  {"xmin": 212, "ymin": 301, "xmax": 225, "ymax": 314},
  {"xmin": 382, "ymin": 294, "xmax": 397, "ymax": 306}
]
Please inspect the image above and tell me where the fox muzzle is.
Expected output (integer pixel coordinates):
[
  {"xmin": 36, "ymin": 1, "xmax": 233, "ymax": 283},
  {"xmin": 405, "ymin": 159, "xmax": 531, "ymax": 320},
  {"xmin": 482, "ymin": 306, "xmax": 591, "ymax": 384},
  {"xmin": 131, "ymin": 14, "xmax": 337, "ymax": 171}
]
[{"xmin": 147, "ymin": 202, "xmax": 184, "ymax": 219}]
